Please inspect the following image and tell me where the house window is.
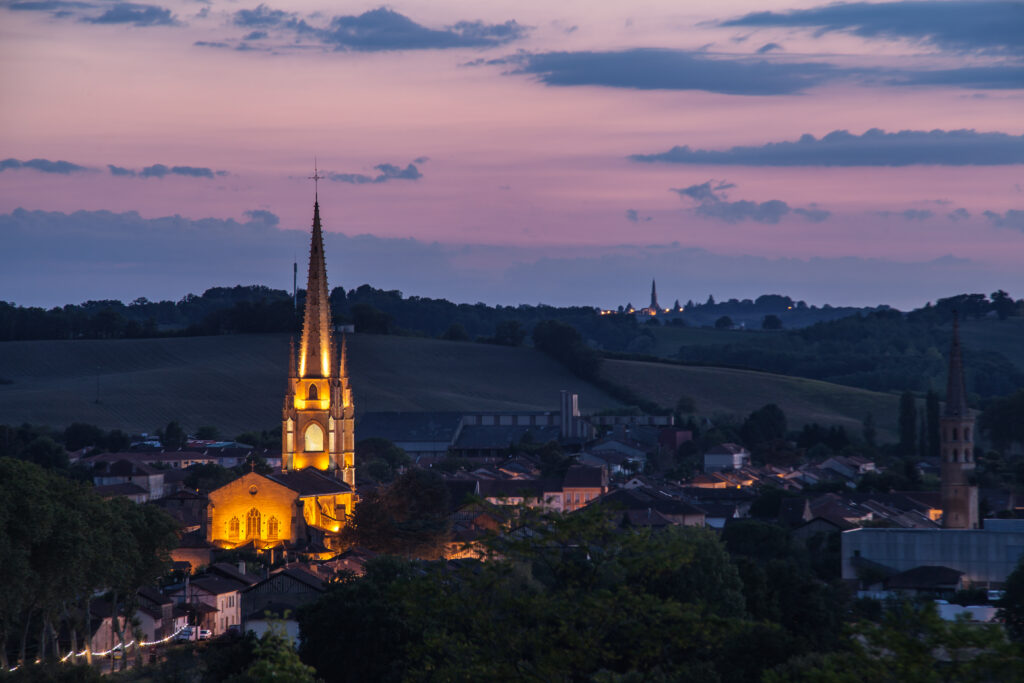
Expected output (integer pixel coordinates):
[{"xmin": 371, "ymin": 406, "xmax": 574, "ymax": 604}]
[
  {"xmin": 952, "ymin": 428, "xmax": 958, "ymax": 440},
  {"xmin": 228, "ymin": 517, "xmax": 240, "ymax": 539},
  {"xmin": 268, "ymin": 516, "xmax": 279, "ymax": 540},
  {"xmin": 964, "ymin": 427, "xmax": 971, "ymax": 441},
  {"xmin": 304, "ymin": 423, "xmax": 324, "ymax": 452},
  {"xmin": 246, "ymin": 507, "xmax": 261, "ymax": 539}
]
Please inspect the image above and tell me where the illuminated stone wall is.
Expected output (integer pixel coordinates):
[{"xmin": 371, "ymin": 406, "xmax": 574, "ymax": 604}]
[{"xmin": 207, "ymin": 472, "xmax": 302, "ymax": 548}]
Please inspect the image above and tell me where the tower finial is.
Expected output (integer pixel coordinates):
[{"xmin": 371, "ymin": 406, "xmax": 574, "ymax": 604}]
[{"xmin": 308, "ymin": 158, "xmax": 322, "ymax": 201}]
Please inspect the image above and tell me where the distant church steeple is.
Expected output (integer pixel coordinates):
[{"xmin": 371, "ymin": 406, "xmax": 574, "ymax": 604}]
[
  {"xmin": 650, "ymin": 279, "xmax": 661, "ymax": 312},
  {"xmin": 281, "ymin": 189, "xmax": 356, "ymax": 485},
  {"xmin": 940, "ymin": 314, "xmax": 978, "ymax": 529}
]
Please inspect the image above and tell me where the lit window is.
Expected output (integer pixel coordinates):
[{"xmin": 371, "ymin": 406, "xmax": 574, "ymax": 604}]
[
  {"xmin": 268, "ymin": 516, "xmax": 279, "ymax": 540},
  {"xmin": 304, "ymin": 423, "xmax": 324, "ymax": 452},
  {"xmin": 246, "ymin": 508, "xmax": 261, "ymax": 539}
]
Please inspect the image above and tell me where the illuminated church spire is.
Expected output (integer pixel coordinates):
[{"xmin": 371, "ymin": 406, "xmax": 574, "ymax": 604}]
[
  {"xmin": 298, "ymin": 192, "xmax": 332, "ymax": 379},
  {"xmin": 281, "ymin": 182, "xmax": 356, "ymax": 485}
]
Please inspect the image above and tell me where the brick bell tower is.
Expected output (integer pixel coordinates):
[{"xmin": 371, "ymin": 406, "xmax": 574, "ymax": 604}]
[
  {"xmin": 940, "ymin": 314, "xmax": 978, "ymax": 529},
  {"xmin": 281, "ymin": 191, "xmax": 355, "ymax": 487}
]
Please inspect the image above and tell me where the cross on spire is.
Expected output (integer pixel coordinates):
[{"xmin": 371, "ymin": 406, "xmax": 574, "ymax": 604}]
[{"xmin": 308, "ymin": 159, "xmax": 323, "ymax": 199}]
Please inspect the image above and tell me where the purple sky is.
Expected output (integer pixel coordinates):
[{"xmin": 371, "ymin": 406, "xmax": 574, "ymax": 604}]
[{"xmin": 1, "ymin": 0, "xmax": 1022, "ymax": 310}]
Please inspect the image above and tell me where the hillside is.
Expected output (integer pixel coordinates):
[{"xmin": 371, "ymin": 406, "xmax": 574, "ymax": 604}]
[
  {"xmin": 0, "ymin": 334, "xmax": 623, "ymax": 436},
  {"xmin": 602, "ymin": 358, "xmax": 900, "ymax": 439}
]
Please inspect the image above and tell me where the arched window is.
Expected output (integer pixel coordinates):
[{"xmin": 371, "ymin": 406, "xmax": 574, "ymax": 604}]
[
  {"xmin": 228, "ymin": 517, "xmax": 240, "ymax": 539},
  {"xmin": 307, "ymin": 384, "xmax": 318, "ymax": 401},
  {"xmin": 246, "ymin": 507, "xmax": 261, "ymax": 539},
  {"xmin": 267, "ymin": 516, "xmax": 279, "ymax": 540},
  {"xmin": 304, "ymin": 423, "xmax": 324, "ymax": 452}
]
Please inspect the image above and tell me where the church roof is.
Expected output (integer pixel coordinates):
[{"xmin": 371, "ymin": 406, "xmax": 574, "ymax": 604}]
[{"xmin": 267, "ymin": 468, "xmax": 351, "ymax": 496}]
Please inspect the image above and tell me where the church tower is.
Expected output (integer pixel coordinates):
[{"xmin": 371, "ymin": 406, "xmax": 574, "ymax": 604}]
[
  {"xmin": 940, "ymin": 315, "xmax": 978, "ymax": 529},
  {"xmin": 650, "ymin": 279, "xmax": 661, "ymax": 312},
  {"xmin": 281, "ymin": 196, "xmax": 356, "ymax": 487}
]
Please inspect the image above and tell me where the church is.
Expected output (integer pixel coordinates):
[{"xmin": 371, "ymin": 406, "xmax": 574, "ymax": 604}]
[{"xmin": 206, "ymin": 194, "xmax": 355, "ymax": 556}]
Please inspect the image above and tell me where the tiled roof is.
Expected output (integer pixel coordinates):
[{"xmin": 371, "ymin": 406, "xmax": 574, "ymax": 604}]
[
  {"xmin": 190, "ymin": 576, "xmax": 241, "ymax": 595},
  {"xmin": 267, "ymin": 468, "xmax": 351, "ymax": 496},
  {"xmin": 563, "ymin": 465, "xmax": 605, "ymax": 488}
]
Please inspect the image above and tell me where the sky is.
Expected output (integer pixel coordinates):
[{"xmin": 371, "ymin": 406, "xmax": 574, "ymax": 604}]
[{"xmin": 1, "ymin": 0, "xmax": 1023, "ymax": 310}]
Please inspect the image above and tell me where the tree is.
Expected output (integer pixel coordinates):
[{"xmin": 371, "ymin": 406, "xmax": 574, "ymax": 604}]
[
  {"xmin": 714, "ymin": 315, "xmax": 733, "ymax": 329},
  {"xmin": 161, "ymin": 420, "xmax": 186, "ymax": 450},
  {"xmin": 493, "ymin": 320, "xmax": 526, "ymax": 346},
  {"xmin": 341, "ymin": 468, "xmax": 451, "ymax": 559},
  {"xmin": 440, "ymin": 323, "xmax": 469, "ymax": 341},
  {"xmin": 992, "ymin": 290, "xmax": 1015, "ymax": 320},
  {"xmin": 898, "ymin": 391, "xmax": 917, "ymax": 454},
  {"xmin": 741, "ymin": 404, "xmax": 788, "ymax": 448},
  {"xmin": 762, "ymin": 314, "xmax": 783, "ymax": 330},
  {"xmin": 227, "ymin": 623, "xmax": 317, "ymax": 683},
  {"xmin": 531, "ymin": 320, "xmax": 601, "ymax": 381},
  {"xmin": 999, "ymin": 556, "xmax": 1024, "ymax": 642},
  {"xmin": 862, "ymin": 413, "xmax": 877, "ymax": 448},
  {"xmin": 195, "ymin": 425, "xmax": 221, "ymax": 440},
  {"xmin": 63, "ymin": 423, "xmax": 105, "ymax": 451}
]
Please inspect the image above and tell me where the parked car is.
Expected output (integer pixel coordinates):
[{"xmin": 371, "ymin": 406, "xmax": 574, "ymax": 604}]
[
  {"xmin": 174, "ymin": 627, "xmax": 194, "ymax": 642},
  {"xmin": 197, "ymin": 629, "xmax": 212, "ymax": 641}
]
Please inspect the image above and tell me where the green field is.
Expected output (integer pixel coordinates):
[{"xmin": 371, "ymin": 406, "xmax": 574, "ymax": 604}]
[
  {"xmin": 0, "ymin": 335, "xmax": 623, "ymax": 436},
  {"xmin": 602, "ymin": 358, "xmax": 900, "ymax": 439}
]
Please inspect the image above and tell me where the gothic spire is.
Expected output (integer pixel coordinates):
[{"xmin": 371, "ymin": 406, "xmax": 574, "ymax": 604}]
[
  {"xmin": 944, "ymin": 313, "xmax": 969, "ymax": 418},
  {"xmin": 298, "ymin": 198, "xmax": 333, "ymax": 378},
  {"xmin": 650, "ymin": 279, "xmax": 660, "ymax": 311}
]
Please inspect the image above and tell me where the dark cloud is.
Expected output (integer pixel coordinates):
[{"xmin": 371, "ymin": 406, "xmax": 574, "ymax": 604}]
[
  {"xmin": 243, "ymin": 30, "xmax": 267, "ymax": 40},
  {"xmin": 233, "ymin": 4, "xmax": 294, "ymax": 28},
  {"xmin": 494, "ymin": 47, "xmax": 1023, "ymax": 94},
  {"xmin": 84, "ymin": 3, "xmax": 177, "ymax": 26},
  {"xmin": 793, "ymin": 206, "xmax": 831, "ymax": 222},
  {"xmin": 0, "ymin": 158, "xmax": 88, "ymax": 174},
  {"xmin": 697, "ymin": 198, "xmax": 790, "ymax": 223},
  {"xmin": 243, "ymin": 209, "xmax": 279, "ymax": 227},
  {"xmin": 327, "ymin": 161, "xmax": 423, "ymax": 184},
  {"xmin": 674, "ymin": 180, "xmax": 736, "ymax": 202},
  {"xmin": 756, "ymin": 42, "xmax": 783, "ymax": 54},
  {"xmin": 984, "ymin": 209, "xmax": 1024, "ymax": 231},
  {"xmin": 672, "ymin": 180, "xmax": 829, "ymax": 224},
  {"xmin": 892, "ymin": 65, "xmax": 1024, "ymax": 90},
  {"xmin": 226, "ymin": 6, "xmax": 527, "ymax": 51},
  {"xmin": 625, "ymin": 209, "xmax": 653, "ymax": 223},
  {"xmin": 138, "ymin": 164, "xmax": 217, "ymax": 179},
  {"xmin": 320, "ymin": 7, "xmax": 527, "ymax": 51},
  {"xmin": 721, "ymin": 2, "xmax": 1024, "ymax": 55},
  {"xmin": 194, "ymin": 41, "xmax": 230, "ymax": 48},
  {"xmin": 875, "ymin": 209, "xmax": 934, "ymax": 221},
  {"xmin": 503, "ymin": 49, "xmax": 839, "ymax": 95},
  {"xmin": 108, "ymin": 164, "xmax": 136, "ymax": 176},
  {"xmin": 632, "ymin": 129, "xmax": 1024, "ymax": 166},
  {"xmin": 9, "ymin": 1, "xmax": 96, "ymax": 11},
  {"xmin": 947, "ymin": 208, "xmax": 970, "ymax": 221}
]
